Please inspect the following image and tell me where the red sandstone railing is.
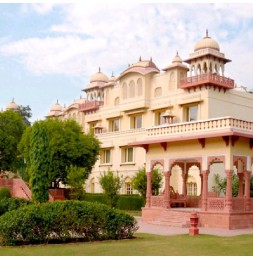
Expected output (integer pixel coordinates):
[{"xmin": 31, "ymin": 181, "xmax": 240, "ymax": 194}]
[
  {"xmin": 151, "ymin": 195, "xmax": 164, "ymax": 207},
  {"xmin": 147, "ymin": 117, "xmax": 253, "ymax": 137},
  {"xmin": 79, "ymin": 101, "xmax": 103, "ymax": 112},
  {"xmin": 180, "ymin": 73, "xmax": 234, "ymax": 89}
]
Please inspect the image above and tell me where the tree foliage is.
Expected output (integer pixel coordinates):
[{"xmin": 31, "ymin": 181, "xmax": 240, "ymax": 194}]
[
  {"xmin": 99, "ymin": 170, "xmax": 122, "ymax": 208},
  {"xmin": 29, "ymin": 121, "xmax": 50, "ymax": 203},
  {"xmin": 0, "ymin": 110, "xmax": 25, "ymax": 172},
  {"xmin": 131, "ymin": 167, "xmax": 163, "ymax": 198},
  {"xmin": 17, "ymin": 105, "xmax": 32, "ymax": 126},
  {"xmin": 18, "ymin": 118, "xmax": 100, "ymax": 188},
  {"xmin": 213, "ymin": 173, "xmax": 239, "ymax": 197},
  {"xmin": 66, "ymin": 165, "xmax": 85, "ymax": 200}
]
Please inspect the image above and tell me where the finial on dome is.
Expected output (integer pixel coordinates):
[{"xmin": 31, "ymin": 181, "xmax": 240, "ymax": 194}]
[
  {"xmin": 176, "ymin": 51, "xmax": 179, "ymax": 56},
  {"xmin": 12, "ymin": 98, "xmax": 14, "ymax": 102},
  {"xmin": 98, "ymin": 67, "xmax": 101, "ymax": 73},
  {"xmin": 206, "ymin": 29, "xmax": 209, "ymax": 38},
  {"xmin": 150, "ymin": 57, "xmax": 152, "ymax": 62},
  {"xmin": 56, "ymin": 99, "xmax": 59, "ymax": 104},
  {"xmin": 139, "ymin": 56, "xmax": 142, "ymax": 61},
  {"xmin": 111, "ymin": 71, "xmax": 114, "ymax": 77}
]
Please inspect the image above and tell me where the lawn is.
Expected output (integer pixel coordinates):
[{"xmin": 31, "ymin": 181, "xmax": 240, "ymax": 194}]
[{"xmin": 0, "ymin": 233, "xmax": 253, "ymax": 256}]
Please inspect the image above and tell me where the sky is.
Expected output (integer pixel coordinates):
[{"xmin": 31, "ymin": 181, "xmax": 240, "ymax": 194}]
[{"xmin": 1, "ymin": 2, "xmax": 253, "ymax": 122}]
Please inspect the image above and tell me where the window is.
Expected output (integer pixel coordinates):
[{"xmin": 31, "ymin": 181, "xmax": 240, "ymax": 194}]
[
  {"xmin": 129, "ymin": 80, "xmax": 135, "ymax": 98},
  {"xmin": 109, "ymin": 118, "xmax": 120, "ymax": 132},
  {"xmin": 187, "ymin": 182, "xmax": 197, "ymax": 196},
  {"xmin": 121, "ymin": 147, "xmax": 134, "ymax": 163},
  {"xmin": 154, "ymin": 87, "xmax": 162, "ymax": 97},
  {"xmin": 89, "ymin": 122, "xmax": 96, "ymax": 134},
  {"xmin": 187, "ymin": 105, "xmax": 198, "ymax": 122},
  {"xmin": 154, "ymin": 110, "xmax": 166, "ymax": 126},
  {"xmin": 137, "ymin": 78, "xmax": 143, "ymax": 96},
  {"xmin": 130, "ymin": 114, "xmax": 142, "ymax": 129},
  {"xmin": 90, "ymin": 178, "xmax": 95, "ymax": 193},
  {"xmin": 122, "ymin": 82, "xmax": 127, "ymax": 99},
  {"xmin": 125, "ymin": 182, "xmax": 133, "ymax": 194},
  {"xmin": 100, "ymin": 149, "xmax": 111, "ymax": 164}
]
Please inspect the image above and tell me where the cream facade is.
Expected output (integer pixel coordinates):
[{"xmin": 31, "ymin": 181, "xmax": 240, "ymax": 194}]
[{"xmin": 47, "ymin": 31, "xmax": 253, "ymax": 209}]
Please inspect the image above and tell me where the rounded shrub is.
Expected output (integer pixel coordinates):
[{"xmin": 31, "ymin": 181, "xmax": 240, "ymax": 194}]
[
  {"xmin": 0, "ymin": 187, "xmax": 11, "ymax": 200},
  {"xmin": 0, "ymin": 198, "xmax": 32, "ymax": 216},
  {"xmin": 0, "ymin": 200, "xmax": 138, "ymax": 246}
]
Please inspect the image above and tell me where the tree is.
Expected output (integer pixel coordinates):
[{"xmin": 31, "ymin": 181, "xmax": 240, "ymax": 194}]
[
  {"xmin": 0, "ymin": 110, "xmax": 25, "ymax": 172},
  {"xmin": 17, "ymin": 105, "xmax": 32, "ymax": 126},
  {"xmin": 29, "ymin": 121, "xmax": 50, "ymax": 203},
  {"xmin": 131, "ymin": 167, "xmax": 163, "ymax": 198},
  {"xmin": 66, "ymin": 165, "xmax": 85, "ymax": 200},
  {"xmin": 213, "ymin": 173, "xmax": 239, "ymax": 197},
  {"xmin": 18, "ymin": 118, "xmax": 100, "ymax": 188},
  {"xmin": 99, "ymin": 170, "xmax": 122, "ymax": 208}
]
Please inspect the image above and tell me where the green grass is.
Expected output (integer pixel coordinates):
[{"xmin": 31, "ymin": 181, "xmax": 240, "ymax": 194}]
[{"xmin": 1, "ymin": 233, "xmax": 253, "ymax": 256}]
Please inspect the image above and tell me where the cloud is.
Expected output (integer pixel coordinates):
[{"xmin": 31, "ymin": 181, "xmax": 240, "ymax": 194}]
[
  {"xmin": 1, "ymin": 3, "xmax": 253, "ymax": 89},
  {"xmin": 21, "ymin": 3, "xmax": 56, "ymax": 15}
]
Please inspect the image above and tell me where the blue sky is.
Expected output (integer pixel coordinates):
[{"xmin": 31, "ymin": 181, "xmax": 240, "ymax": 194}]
[{"xmin": 1, "ymin": 2, "xmax": 253, "ymax": 122}]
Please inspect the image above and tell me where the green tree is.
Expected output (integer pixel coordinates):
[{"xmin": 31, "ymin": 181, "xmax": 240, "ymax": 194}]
[
  {"xmin": 213, "ymin": 173, "xmax": 239, "ymax": 197},
  {"xmin": 0, "ymin": 110, "xmax": 25, "ymax": 172},
  {"xmin": 29, "ymin": 121, "xmax": 50, "ymax": 203},
  {"xmin": 66, "ymin": 165, "xmax": 85, "ymax": 200},
  {"xmin": 18, "ymin": 118, "xmax": 100, "ymax": 188},
  {"xmin": 131, "ymin": 167, "xmax": 163, "ymax": 198},
  {"xmin": 17, "ymin": 105, "xmax": 32, "ymax": 126},
  {"xmin": 99, "ymin": 170, "xmax": 122, "ymax": 208}
]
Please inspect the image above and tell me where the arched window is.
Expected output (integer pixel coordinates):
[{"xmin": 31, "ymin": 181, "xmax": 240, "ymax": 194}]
[
  {"xmin": 137, "ymin": 78, "xmax": 143, "ymax": 96},
  {"xmin": 154, "ymin": 87, "xmax": 162, "ymax": 97},
  {"xmin": 124, "ymin": 177, "xmax": 133, "ymax": 194},
  {"xmin": 90, "ymin": 178, "xmax": 95, "ymax": 193},
  {"xmin": 129, "ymin": 80, "xmax": 135, "ymax": 98},
  {"xmin": 122, "ymin": 82, "xmax": 127, "ymax": 99},
  {"xmin": 114, "ymin": 97, "xmax": 120, "ymax": 106},
  {"xmin": 169, "ymin": 72, "xmax": 175, "ymax": 90}
]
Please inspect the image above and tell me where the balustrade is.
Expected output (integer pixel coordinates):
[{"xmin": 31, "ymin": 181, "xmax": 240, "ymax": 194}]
[
  {"xmin": 147, "ymin": 117, "xmax": 253, "ymax": 137},
  {"xmin": 151, "ymin": 195, "xmax": 164, "ymax": 207},
  {"xmin": 207, "ymin": 198, "xmax": 225, "ymax": 211}
]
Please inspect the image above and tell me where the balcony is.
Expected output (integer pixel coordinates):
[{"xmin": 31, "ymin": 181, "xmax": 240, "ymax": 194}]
[
  {"xmin": 79, "ymin": 101, "xmax": 103, "ymax": 112},
  {"xmin": 147, "ymin": 117, "xmax": 253, "ymax": 138},
  {"xmin": 129, "ymin": 117, "xmax": 253, "ymax": 148},
  {"xmin": 180, "ymin": 73, "xmax": 234, "ymax": 90}
]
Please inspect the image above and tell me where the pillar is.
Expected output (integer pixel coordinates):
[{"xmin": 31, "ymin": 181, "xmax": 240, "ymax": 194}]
[
  {"xmin": 145, "ymin": 171, "xmax": 152, "ymax": 208},
  {"xmin": 182, "ymin": 173, "xmax": 188, "ymax": 197},
  {"xmin": 244, "ymin": 170, "xmax": 251, "ymax": 211},
  {"xmin": 163, "ymin": 171, "xmax": 171, "ymax": 208},
  {"xmin": 225, "ymin": 170, "xmax": 233, "ymax": 212},
  {"xmin": 237, "ymin": 172, "xmax": 244, "ymax": 198},
  {"xmin": 201, "ymin": 170, "xmax": 209, "ymax": 211}
]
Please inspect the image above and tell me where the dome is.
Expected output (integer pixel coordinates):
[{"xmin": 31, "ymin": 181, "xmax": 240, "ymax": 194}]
[
  {"xmin": 109, "ymin": 73, "xmax": 116, "ymax": 82},
  {"xmin": 194, "ymin": 30, "xmax": 220, "ymax": 52},
  {"xmin": 50, "ymin": 100, "xmax": 63, "ymax": 112},
  {"xmin": 90, "ymin": 68, "xmax": 109, "ymax": 83},
  {"xmin": 6, "ymin": 99, "xmax": 19, "ymax": 111},
  {"xmin": 172, "ymin": 52, "xmax": 183, "ymax": 63}
]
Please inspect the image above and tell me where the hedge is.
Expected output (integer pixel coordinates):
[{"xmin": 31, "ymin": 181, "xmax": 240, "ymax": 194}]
[
  {"xmin": 0, "ymin": 200, "xmax": 138, "ymax": 246},
  {"xmin": 82, "ymin": 193, "xmax": 145, "ymax": 210},
  {"xmin": 0, "ymin": 187, "xmax": 11, "ymax": 200},
  {"xmin": 0, "ymin": 198, "xmax": 32, "ymax": 216}
]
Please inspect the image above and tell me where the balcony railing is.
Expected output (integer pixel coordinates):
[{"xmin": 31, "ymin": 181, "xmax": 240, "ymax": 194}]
[
  {"xmin": 180, "ymin": 73, "xmax": 234, "ymax": 90},
  {"xmin": 79, "ymin": 101, "xmax": 103, "ymax": 112},
  {"xmin": 147, "ymin": 117, "xmax": 253, "ymax": 137}
]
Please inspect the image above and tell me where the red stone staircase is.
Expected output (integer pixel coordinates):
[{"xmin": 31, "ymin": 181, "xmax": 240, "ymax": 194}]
[
  {"xmin": 0, "ymin": 178, "xmax": 65, "ymax": 201},
  {"xmin": 146, "ymin": 209, "xmax": 193, "ymax": 228}
]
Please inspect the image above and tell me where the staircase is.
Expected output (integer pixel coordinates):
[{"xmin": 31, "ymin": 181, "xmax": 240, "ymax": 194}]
[{"xmin": 148, "ymin": 209, "xmax": 193, "ymax": 228}]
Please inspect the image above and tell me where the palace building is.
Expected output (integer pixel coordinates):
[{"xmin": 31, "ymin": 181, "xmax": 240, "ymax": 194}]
[{"xmin": 47, "ymin": 31, "xmax": 253, "ymax": 229}]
